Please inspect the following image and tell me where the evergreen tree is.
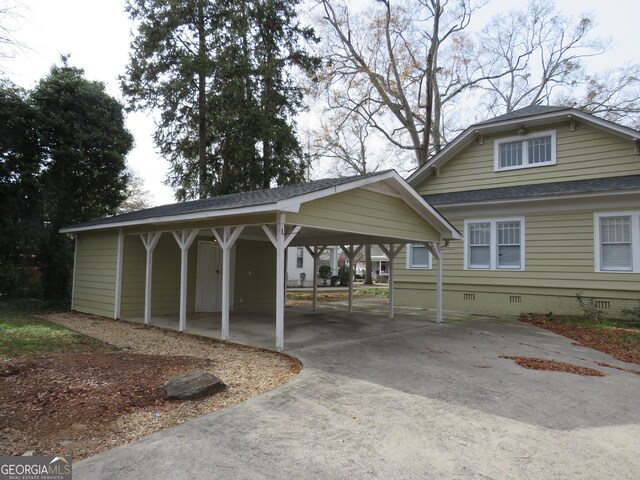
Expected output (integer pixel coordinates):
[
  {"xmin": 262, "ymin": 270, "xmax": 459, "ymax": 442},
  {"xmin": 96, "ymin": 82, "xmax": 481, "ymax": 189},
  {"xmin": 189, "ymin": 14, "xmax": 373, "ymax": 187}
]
[
  {"xmin": 32, "ymin": 59, "xmax": 133, "ymax": 298},
  {"xmin": 122, "ymin": 0, "xmax": 318, "ymax": 200},
  {"xmin": 0, "ymin": 80, "xmax": 43, "ymax": 295}
]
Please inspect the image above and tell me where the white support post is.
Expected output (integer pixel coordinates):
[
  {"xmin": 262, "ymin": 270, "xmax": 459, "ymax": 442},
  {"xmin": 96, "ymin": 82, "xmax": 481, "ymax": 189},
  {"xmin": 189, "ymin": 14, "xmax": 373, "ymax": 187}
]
[
  {"xmin": 425, "ymin": 242, "xmax": 444, "ymax": 324},
  {"xmin": 435, "ymin": 243, "xmax": 443, "ymax": 324},
  {"xmin": 71, "ymin": 235, "xmax": 78, "ymax": 311},
  {"xmin": 140, "ymin": 232, "xmax": 162, "ymax": 325},
  {"xmin": 340, "ymin": 245, "xmax": 364, "ymax": 314},
  {"xmin": 114, "ymin": 228, "xmax": 124, "ymax": 320},
  {"xmin": 172, "ymin": 229, "xmax": 199, "ymax": 332},
  {"xmin": 305, "ymin": 246, "xmax": 327, "ymax": 312},
  {"xmin": 378, "ymin": 244, "xmax": 404, "ymax": 320},
  {"xmin": 262, "ymin": 216, "xmax": 300, "ymax": 351},
  {"xmin": 211, "ymin": 225, "xmax": 245, "ymax": 341}
]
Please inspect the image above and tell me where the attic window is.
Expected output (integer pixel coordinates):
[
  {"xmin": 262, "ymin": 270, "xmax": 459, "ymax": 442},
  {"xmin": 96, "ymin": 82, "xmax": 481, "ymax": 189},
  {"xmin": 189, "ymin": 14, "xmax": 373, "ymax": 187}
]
[{"xmin": 494, "ymin": 130, "xmax": 556, "ymax": 172}]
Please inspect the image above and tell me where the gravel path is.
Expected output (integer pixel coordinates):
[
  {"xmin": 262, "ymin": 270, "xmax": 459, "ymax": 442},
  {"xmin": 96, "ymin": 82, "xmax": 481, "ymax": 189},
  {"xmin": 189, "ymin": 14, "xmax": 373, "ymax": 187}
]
[{"xmin": 41, "ymin": 312, "xmax": 301, "ymax": 459}]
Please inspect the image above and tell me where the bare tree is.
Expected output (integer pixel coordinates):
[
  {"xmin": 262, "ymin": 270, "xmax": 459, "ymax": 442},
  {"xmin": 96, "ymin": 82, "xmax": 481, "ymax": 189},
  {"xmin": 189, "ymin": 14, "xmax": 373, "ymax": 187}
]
[
  {"xmin": 0, "ymin": 1, "xmax": 26, "ymax": 71},
  {"xmin": 117, "ymin": 170, "xmax": 153, "ymax": 214},
  {"xmin": 475, "ymin": 0, "xmax": 640, "ymax": 126},
  {"xmin": 317, "ymin": 0, "xmax": 506, "ymax": 167},
  {"xmin": 312, "ymin": 109, "xmax": 380, "ymax": 283}
]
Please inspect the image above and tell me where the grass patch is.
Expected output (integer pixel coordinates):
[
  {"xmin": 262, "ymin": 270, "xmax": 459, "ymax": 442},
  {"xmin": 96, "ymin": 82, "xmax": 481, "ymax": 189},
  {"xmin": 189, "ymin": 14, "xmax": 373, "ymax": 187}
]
[
  {"xmin": 520, "ymin": 313, "xmax": 640, "ymax": 365},
  {"xmin": 0, "ymin": 299, "xmax": 114, "ymax": 358},
  {"xmin": 287, "ymin": 287, "xmax": 389, "ymax": 305}
]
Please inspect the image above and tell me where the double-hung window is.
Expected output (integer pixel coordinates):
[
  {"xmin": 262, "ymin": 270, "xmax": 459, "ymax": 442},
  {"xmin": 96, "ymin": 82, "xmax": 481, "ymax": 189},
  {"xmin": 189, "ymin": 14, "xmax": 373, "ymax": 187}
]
[
  {"xmin": 406, "ymin": 244, "xmax": 432, "ymax": 269},
  {"xmin": 296, "ymin": 247, "xmax": 304, "ymax": 268},
  {"xmin": 494, "ymin": 130, "xmax": 556, "ymax": 171},
  {"xmin": 595, "ymin": 212, "xmax": 640, "ymax": 272},
  {"xmin": 465, "ymin": 218, "xmax": 525, "ymax": 270}
]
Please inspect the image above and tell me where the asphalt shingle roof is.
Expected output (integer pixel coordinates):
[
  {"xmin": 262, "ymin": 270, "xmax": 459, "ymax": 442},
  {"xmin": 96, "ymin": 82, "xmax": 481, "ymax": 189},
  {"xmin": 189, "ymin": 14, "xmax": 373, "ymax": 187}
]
[
  {"xmin": 422, "ymin": 175, "xmax": 640, "ymax": 206},
  {"xmin": 66, "ymin": 171, "xmax": 392, "ymax": 230},
  {"xmin": 476, "ymin": 105, "xmax": 572, "ymax": 125}
]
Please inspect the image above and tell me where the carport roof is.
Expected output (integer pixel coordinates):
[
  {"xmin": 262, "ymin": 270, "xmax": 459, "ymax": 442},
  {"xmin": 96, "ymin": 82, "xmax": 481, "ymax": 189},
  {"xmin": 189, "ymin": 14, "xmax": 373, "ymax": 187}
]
[{"xmin": 60, "ymin": 170, "xmax": 461, "ymax": 240}]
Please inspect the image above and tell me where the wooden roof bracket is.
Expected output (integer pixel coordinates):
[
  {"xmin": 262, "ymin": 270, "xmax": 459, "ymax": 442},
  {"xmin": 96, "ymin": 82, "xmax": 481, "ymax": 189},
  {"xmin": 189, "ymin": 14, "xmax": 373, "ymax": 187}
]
[{"xmin": 568, "ymin": 115, "xmax": 576, "ymax": 132}]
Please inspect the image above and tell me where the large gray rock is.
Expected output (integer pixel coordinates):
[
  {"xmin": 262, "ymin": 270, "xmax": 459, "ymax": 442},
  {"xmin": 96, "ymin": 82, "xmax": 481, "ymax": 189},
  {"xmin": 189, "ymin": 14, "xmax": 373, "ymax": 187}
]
[{"xmin": 162, "ymin": 370, "xmax": 226, "ymax": 400}]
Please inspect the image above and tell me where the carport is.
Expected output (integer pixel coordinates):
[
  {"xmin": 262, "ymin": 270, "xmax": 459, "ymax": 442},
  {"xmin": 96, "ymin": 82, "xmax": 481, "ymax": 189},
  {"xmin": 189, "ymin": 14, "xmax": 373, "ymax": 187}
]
[{"xmin": 62, "ymin": 170, "xmax": 460, "ymax": 350}]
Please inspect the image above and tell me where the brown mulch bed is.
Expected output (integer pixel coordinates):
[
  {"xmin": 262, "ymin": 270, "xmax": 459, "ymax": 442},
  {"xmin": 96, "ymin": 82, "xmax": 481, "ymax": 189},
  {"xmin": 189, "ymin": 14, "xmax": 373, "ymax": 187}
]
[
  {"xmin": 0, "ymin": 312, "xmax": 302, "ymax": 460},
  {"xmin": 520, "ymin": 314, "xmax": 640, "ymax": 365},
  {"xmin": 0, "ymin": 353, "xmax": 214, "ymax": 457},
  {"xmin": 499, "ymin": 355, "xmax": 605, "ymax": 376}
]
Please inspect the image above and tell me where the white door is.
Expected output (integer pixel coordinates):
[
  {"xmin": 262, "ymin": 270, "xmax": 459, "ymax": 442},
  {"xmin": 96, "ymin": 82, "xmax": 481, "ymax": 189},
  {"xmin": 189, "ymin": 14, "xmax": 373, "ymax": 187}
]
[{"xmin": 195, "ymin": 241, "xmax": 222, "ymax": 312}]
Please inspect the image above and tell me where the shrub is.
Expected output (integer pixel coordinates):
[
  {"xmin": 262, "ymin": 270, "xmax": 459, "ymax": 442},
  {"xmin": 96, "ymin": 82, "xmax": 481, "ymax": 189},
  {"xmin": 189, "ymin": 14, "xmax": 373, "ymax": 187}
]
[
  {"xmin": 318, "ymin": 265, "xmax": 332, "ymax": 286},
  {"xmin": 622, "ymin": 300, "xmax": 640, "ymax": 324},
  {"xmin": 0, "ymin": 265, "xmax": 43, "ymax": 298},
  {"xmin": 337, "ymin": 265, "xmax": 349, "ymax": 286},
  {"xmin": 575, "ymin": 292, "xmax": 604, "ymax": 323}
]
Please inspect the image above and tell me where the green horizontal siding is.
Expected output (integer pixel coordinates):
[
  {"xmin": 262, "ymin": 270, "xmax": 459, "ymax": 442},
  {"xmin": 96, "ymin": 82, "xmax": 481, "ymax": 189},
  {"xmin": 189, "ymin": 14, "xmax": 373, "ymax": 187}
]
[
  {"xmin": 287, "ymin": 187, "xmax": 441, "ymax": 242},
  {"xmin": 395, "ymin": 208, "xmax": 640, "ymax": 316},
  {"xmin": 416, "ymin": 122, "xmax": 640, "ymax": 195},
  {"xmin": 120, "ymin": 233, "xmax": 202, "ymax": 318},
  {"xmin": 73, "ymin": 231, "xmax": 119, "ymax": 318}
]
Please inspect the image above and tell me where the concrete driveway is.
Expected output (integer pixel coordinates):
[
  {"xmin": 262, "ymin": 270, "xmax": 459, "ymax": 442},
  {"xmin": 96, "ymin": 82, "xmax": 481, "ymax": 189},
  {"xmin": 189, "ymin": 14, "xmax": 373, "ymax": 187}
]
[{"xmin": 76, "ymin": 309, "xmax": 640, "ymax": 479}]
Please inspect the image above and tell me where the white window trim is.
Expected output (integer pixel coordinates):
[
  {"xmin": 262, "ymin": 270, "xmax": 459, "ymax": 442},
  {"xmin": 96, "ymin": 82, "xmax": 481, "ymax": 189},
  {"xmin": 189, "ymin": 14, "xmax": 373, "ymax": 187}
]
[
  {"xmin": 594, "ymin": 211, "xmax": 640, "ymax": 273},
  {"xmin": 406, "ymin": 243, "xmax": 432, "ymax": 269},
  {"xmin": 464, "ymin": 217, "xmax": 526, "ymax": 271},
  {"xmin": 494, "ymin": 130, "xmax": 557, "ymax": 172}
]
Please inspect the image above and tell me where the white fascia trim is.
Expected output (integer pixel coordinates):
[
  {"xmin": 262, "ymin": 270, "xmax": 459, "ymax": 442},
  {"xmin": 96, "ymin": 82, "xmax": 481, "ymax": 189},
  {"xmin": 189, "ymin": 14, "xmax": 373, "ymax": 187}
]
[
  {"xmin": 406, "ymin": 126, "xmax": 476, "ymax": 186},
  {"xmin": 60, "ymin": 203, "xmax": 279, "ymax": 233}
]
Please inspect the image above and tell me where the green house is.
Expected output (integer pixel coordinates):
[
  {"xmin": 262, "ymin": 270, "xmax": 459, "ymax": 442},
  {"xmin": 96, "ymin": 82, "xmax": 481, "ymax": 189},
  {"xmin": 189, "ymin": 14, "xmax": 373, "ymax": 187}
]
[{"xmin": 395, "ymin": 106, "xmax": 640, "ymax": 317}]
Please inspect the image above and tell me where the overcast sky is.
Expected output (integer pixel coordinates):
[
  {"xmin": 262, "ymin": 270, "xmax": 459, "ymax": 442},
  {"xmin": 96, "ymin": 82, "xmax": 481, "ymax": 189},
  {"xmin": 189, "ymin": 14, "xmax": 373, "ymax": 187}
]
[{"xmin": 4, "ymin": 0, "xmax": 639, "ymax": 205}]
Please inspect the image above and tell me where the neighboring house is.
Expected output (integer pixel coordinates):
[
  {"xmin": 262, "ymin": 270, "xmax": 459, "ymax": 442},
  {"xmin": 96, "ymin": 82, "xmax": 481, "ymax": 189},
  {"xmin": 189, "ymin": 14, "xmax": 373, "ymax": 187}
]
[
  {"xmin": 395, "ymin": 105, "xmax": 640, "ymax": 317},
  {"xmin": 286, "ymin": 246, "xmax": 339, "ymax": 287},
  {"xmin": 354, "ymin": 245, "xmax": 390, "ymax": 277}
]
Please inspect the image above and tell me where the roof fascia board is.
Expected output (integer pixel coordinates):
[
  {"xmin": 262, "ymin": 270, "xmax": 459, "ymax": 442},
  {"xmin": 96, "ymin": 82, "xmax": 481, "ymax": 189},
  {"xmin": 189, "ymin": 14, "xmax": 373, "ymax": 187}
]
[{"xmin": 60, "ymin": 203, "xmax": 278, "ymax": 233}]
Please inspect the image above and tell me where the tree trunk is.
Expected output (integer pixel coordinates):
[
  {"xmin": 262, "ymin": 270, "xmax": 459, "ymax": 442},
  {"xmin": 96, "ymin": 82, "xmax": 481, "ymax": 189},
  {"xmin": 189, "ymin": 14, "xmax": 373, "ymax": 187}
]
[
  {"xmin": 197, "ymin": 0, "xmax": 207, "ymax": 198},
  {"xmin": 364, "ymin": 244, "xmax": 373, "ymax": 285}
]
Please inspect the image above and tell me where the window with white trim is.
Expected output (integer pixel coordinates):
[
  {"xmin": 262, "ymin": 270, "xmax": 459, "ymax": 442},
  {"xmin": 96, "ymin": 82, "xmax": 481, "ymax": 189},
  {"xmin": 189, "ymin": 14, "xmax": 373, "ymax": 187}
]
[
  {"xmin": 406, "ymin": 244, "xmax": 432, "ymax": 269},
  {"xmin": 296, "ymin": 247, "xmax": 304, "ymax": 269},
  {"xmin": 595, "ymin": 212, "xmax": 640, "ymax": 272},
  {"xmin": 494, "ymin": 130, "xmax": 556, "ymax": 171},
  {"xmin": 465, "ymin": 218, "xmax": 525, "ymax": 270}
]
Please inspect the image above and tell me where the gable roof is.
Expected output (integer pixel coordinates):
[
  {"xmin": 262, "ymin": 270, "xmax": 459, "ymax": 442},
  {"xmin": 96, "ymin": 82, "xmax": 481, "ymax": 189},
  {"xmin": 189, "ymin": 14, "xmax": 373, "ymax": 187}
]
[
  {"xmin": 61, "ymin": 170, "xmax": 461, "ymax": 240},
  {"xmin": 475, "ymin": 105, "xmax": 572, "ymax": 125},
  {"xmin": 407, "ymin": 106, "xmax": 640, "ymax": 186},
  {"xmin": 422, "ymin": 175, "xmax": 640, "ymax": 207},
  {"xmin": 64, "ymin": 172, "xmax": 387, "ymax": 231}
]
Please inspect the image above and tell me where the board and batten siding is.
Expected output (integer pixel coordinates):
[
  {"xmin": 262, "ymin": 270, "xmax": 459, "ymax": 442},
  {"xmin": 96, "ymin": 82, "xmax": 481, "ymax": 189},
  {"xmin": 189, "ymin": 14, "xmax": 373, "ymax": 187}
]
[
  {"xmin": 73, "ymin": 231, "xmax": 119, "ymax": 318},
  {"xmin": 395, "ymin": 208, "xmax": 640, "ymax": 316},
  {"xmin": 415, "ymin": 121, "xmax": 640, "ymax": 195},
  {"xmin": 286, "ymin": 187, "xmax": 441, "ymax": 242}
]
